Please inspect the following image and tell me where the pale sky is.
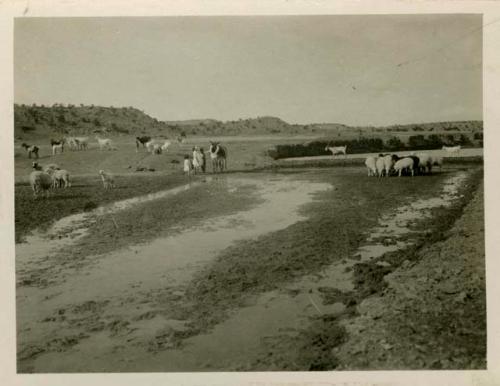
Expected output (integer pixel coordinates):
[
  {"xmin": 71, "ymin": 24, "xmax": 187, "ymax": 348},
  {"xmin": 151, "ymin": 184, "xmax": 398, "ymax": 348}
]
[{"xmin": 14, "ymin": 15, "xmax": 482, "ymax": 126}]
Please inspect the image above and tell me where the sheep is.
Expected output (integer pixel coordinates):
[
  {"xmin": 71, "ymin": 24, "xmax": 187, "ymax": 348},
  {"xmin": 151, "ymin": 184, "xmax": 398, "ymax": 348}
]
[
  {"xmin": 382, "ymin": 154, "xmax": 395, "ymax": 177},
  {"xmin": 375, "ymin": 156, "xmax": 385, "ymax": 177},
  {"xmin": 51, "ymin": 169, "xmax": 71, "ymax": 188},
  {"xmin": 430, "ymin": 155, "xmax": 444, "ymax": 171},
  {"xmin": 393, "ymin": 157, "xmax": 415, "ymax": 177},
  {"xmin": 43, "ymin": 163, "xmax": 61, "ymax": 173},
  {"xmin": 32, "ymin": 162, "xmax": 60, "ymax": 173},
  {"xmin": 32, "ymin": 162, "xmax": 43, "ymax": 171},
  {"xmin": 75, "ymin": 137, "xmax": 89, "ymax": 150},
  {"xmin": 365, "ymin": 156, "xmax": 377, "ymax": 177},
  {"xmin": 95, "ymin": 136, "xmax": 116, "ymax": 150},
  {"xmin": 416, "ymin": 153, "xmax": 432, "ymax": 174},
  {"xmin": 99, "ymin": 170, "xmax": 115, "ymax": 189},
  {"xmin": 29, "ymin": 171, "xmax": 53, "ymax": 198},
  {"xmin": 153, "ymin": 144, "xmax": 162, "ymax": 154},
  {"xmin": 442, "ymin": 145, "xmax": 461, "ymax": 154},
  {"xmin": 161, "ymin": 140, "xmax": 172, "ymax": 152},
  {"xmin": 21, "ymin": 143, "xmax": 39, "ymax": 159}
]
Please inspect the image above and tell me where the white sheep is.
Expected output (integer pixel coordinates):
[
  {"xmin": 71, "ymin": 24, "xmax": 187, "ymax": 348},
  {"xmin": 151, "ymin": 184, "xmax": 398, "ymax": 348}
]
[
  {"xmin": 394, "ymin": 157, "xmax": 415, "ymax": 177},
  {"xmin": 430, "ymin": 155, "xmax": 443, "ymax": 170},
  {"xmin": 29, "ymin": 171, "xmax": 53, "ymax": 198},
  {"xmin": 416, "ymin": 153, "xmax": 432, "ymax": 174},
  {"xmin": 43, "ymin": 163, "xmax": 61, "ymax": 173},
  {"xmin": 375, "ymin": 156, "xmax": 385, "ymax": 177},
  {"xmin": 382, "ymin": 155, "xmax": 395, "ymax": 177},
  {"xmin": 365, "ymin": 156, "xmax": 377, "ymax": 177},
  {"xmin": 52, "ymin": 169, "xmax": 71, "ymax": 188},
  {"xmin": 99, "ymin": 170, "xmax": 115, "ymax": 189}
]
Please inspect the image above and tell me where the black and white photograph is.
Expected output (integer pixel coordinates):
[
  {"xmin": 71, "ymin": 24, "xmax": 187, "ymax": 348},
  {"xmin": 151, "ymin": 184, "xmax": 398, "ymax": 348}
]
[{"xmin": 1, "ymin": 1, "xmax": 499, "ymax": 383}]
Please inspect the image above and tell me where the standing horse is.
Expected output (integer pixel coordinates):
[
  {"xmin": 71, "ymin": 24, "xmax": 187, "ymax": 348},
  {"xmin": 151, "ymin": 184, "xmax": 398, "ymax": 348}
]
[{"xmin": 208, "ymin": 141, "xmax": 227, "ymax": 173}]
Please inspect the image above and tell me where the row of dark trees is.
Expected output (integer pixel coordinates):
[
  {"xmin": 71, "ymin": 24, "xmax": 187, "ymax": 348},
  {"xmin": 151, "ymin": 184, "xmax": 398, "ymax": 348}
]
[{"xmin": 268, "ymin": 134, "xmax": 480, "ymax": 160}]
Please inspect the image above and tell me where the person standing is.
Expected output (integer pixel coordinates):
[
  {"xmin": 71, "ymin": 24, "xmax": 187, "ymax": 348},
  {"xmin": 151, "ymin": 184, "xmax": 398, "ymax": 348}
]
[
  {"xmin": 200, "ymin": 147, "xmax": 206, "ymax": 173},
  {"xmin": 183, "ymin": 155, "xmax": 193, "ymax": 177}
]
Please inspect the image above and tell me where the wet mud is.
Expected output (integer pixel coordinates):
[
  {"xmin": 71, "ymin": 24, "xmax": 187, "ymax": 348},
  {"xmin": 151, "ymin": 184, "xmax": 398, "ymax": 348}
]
[{"xmin": 15, "ymin": 167, "xmax": 484, "ymax": 372}]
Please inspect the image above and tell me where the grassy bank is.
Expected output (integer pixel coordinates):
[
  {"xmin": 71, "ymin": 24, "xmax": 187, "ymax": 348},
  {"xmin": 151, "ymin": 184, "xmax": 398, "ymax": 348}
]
[{"xmin": 14, "ymin": 173, "xmax": 196, "ymax": 243}]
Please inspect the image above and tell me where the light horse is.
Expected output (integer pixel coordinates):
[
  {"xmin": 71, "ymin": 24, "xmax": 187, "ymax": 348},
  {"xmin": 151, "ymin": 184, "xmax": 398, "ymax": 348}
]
[{"xmin": 208, "ymin": 141, "xmax": 227, "ymax": 173}]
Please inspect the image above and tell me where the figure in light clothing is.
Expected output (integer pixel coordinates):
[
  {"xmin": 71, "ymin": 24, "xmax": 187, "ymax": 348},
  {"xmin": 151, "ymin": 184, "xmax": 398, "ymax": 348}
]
[
  {"xmin": 192, "ymin": 146, "xmax": 204, "ymax": 174},
  {"xmin": 183, "ymin": 155, "xmax": 193, "ymax": 177}
]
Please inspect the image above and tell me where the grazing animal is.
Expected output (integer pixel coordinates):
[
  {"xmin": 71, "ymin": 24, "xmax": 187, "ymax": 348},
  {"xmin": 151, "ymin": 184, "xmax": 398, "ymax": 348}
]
[
  {"xmin": 152, "ymin": 144, "xmax": 162, "ymax": 154},
  {"xmin": 365, "ymin": 156, "xmax": 377, "ymax": 177},
  {"xmin": 208, "ymin": 141, "xmax": 227, "ymax": 173},
  {"xmin": 442, "ymin": 145, "xmax": 461, "ymax": 154},
  {"xmin": 145, "ymin": 139, "xmax": 166, "ymax": 153},
  {"xmin": 44, "ymin": 163, "xmax": 61, "ymax": 173},
  {"xmin": 32, "ymin": 162, "xmax": 60, "ymax": 173},
  {"xmin": 382, "ymin": 155, "xmax": 395, "ymax": 177},
  {"xmin": 430, "ymin": 155, "xmax": 444, "ymax": 170},
  {"xmin": 51, "ymin": 141, "xmax": 64, "ymax": 156},
  {"xmin": 135, "ymin": 136, "xmax": 151, "ymax": 151},
  {"xmin": 375, "ymin": 156, "xmax": 386, "ymax": 177},
  {"xmin": 74, "ymin": 137, "xmax": 89, "ymax": 150},
  {"xmin": 99, "ymin": 170, "xmax": 115, "ymax": 189},
  {"xmin": 177, "ymin": 136, "xmax": 185, "ymax": 144},
  {"xmin": 29, "ymin": 171, "xmax": 53, "ymax": 198},
  {"xmin": 325, "ymin": 145, "xmax": 347, "ymax": 156},
  {"xmin": 161, "ymin": 140, "xmax": 171, "ymax": 152},
  {"xmin": 51, "ymin": 169, "xmax": 71, "ymax": 188},
  {"xmin": 96, "ymin": 136, "xmax": 116, "ymax": 150},
  {"xmin": 407, "ymin": 156, "xmax": 420, "ymax": 175},
  {"xmin": 21, "ymin": 143, "xmax": 39, "ymax": 159},
  {"xmin": 50, "ymin": 139, "xmax": 64, "ymax": 147},
  {"xmin": 64, "ymin": 137, "xmax": 79, "ymax": 150},
  {"xmin": 416, "ymin": 153, "xmax": 432, "ymax": 174},
  {"xmin": 394, "ymin": 157, "xmax": 415, "ymax": 177}
]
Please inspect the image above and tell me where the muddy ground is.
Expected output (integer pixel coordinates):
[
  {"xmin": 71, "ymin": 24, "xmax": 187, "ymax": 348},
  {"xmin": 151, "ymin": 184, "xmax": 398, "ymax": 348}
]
[{"xmin": 15, "ymin": 165, "xmax": 485, "ymax": 372}]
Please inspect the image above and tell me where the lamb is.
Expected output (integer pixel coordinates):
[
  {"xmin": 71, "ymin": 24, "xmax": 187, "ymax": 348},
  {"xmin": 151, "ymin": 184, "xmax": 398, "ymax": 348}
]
[
  {"xmin": 375, "ymin": 156, "xmax": 385, "ymax": 177},
  {"xmin": 365, "ymin": 156, "xmax": 377, "ymax": 177},
  {"xmin": 29, "ymin": 171, "xmax": 53, "ymax": 198},
  {"xmin": 393, "ymin": 157, "xmax": 415, "ymax": 177},
  {"xmin": 32, "ymin": 162, "xmax": 60, "ymax": 173},
  {"xmin": 99, "ymin": 170, "xmax": 115, "ymax": 189},
  {"xmin": 416, "ymin": 153, "xmax": 432, "ymax": 174},
  {"xmin": 43, "ymin": 163, "xmax": 61, "ymax": 173},
  {"xmin": 51, "ymin": 169, "xmax": 71, "ymax": 188},
  {"xmin": 430, "ymin": 155, "xmax": 444, "ymax": 170},
  {"xmin": 382, "ymin": 154, "xmax": 395, "ymax": 177}
]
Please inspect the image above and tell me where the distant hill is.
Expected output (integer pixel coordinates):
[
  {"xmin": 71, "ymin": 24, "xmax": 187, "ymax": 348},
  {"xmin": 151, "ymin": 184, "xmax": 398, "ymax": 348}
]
[{"xmin": 13, "ymin": 103, "xmax": 483, "ymax": 141}]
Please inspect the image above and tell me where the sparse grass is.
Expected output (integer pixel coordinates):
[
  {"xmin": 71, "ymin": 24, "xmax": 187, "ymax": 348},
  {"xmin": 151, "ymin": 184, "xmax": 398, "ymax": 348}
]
[{"xmin": 15, "ymin": 173, "xmax": 192, "ymax": 242}]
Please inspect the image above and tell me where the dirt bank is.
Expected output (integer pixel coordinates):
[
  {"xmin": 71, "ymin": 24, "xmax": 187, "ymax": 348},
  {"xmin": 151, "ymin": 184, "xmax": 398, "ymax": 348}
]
[
  {"xmin": 335, "ymin": 176, "xmax": 485, "ymax": 369},
  {"xmin": 252, "ymin": 169, "xmax": 484, "ymax": 370}
]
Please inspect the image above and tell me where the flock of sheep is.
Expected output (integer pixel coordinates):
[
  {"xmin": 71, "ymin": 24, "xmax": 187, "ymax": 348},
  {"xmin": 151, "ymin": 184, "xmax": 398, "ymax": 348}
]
[
  {"xmin": 29, "ymin": 161, "xmax": 115, "ymax": 198},
  {"xmin": 365, "ymin": 152, "xmax": 443, "ymax": 177}
]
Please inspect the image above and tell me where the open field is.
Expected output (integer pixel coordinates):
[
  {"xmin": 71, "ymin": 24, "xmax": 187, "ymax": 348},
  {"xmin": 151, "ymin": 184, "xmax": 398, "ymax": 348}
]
[{"xmin": 15, "ymin": 158, "xmax": 485, "ymax": 371}]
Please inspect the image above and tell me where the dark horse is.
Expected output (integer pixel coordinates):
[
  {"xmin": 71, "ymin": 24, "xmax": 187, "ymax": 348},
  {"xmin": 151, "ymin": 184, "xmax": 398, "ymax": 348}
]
[
  {"xmin": 208, "ymin": 141, "xmax": 227, "ymax": 173},
  {"xmin": 135, "ymin": 136, "xmax": 151, "ymax": 150}
]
